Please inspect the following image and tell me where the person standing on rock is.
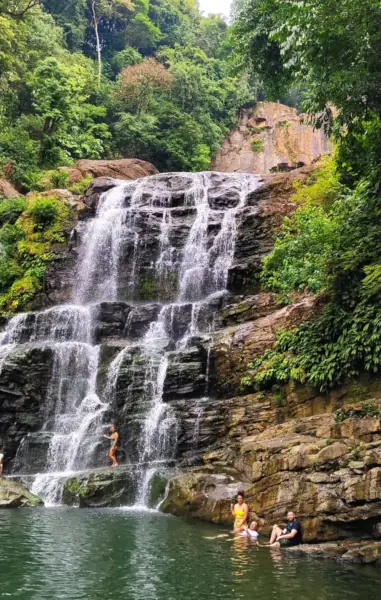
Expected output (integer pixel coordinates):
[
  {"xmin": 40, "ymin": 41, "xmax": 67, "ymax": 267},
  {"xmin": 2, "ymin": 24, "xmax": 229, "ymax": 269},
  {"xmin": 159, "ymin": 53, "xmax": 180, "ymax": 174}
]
[
  {"xmin": 268, "ymin": 511, "xmax": 302, "ymax": 548},
  {"xmin": 104, "ymin": 425, "xmax": 119, "ymax": 467},
  {"xmin": 231, "ymin": 490, "xmax": 249, "ymax": 533},
  {"xmin": 0, "ymin": 452, "xmax": 3, "ymax": 477}
]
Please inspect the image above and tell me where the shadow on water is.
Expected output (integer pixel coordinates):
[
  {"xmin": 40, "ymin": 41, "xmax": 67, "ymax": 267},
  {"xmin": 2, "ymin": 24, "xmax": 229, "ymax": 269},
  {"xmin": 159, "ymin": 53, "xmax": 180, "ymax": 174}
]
[{"xmin": 0, "ymin": 509, "xmax": 380, "ymax": 600}]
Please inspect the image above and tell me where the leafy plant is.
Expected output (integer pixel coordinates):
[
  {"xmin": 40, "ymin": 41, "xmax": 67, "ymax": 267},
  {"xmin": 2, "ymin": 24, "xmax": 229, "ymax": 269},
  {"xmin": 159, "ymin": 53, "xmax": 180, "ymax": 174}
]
[
  {"xmin": 251, "ymin": 137, "xmax": 264, "ymax": 153},
  {"xmin": 69, "ymin": 177, "xmax": 93, "ymax": 196},
  {"xmin": 335, "ymin": 403, "xmax": 381, "ymax": 422},
  {"xmin": 27, "ymin": 196, "xmax": 60, "ymax": 230},
  {"xmin": 0, "ymin": 197, "xmax": 27, "ymax": 226},
  {"xmin": 50, "ymin": 170, "xmax": 69, "ymax": 189}
]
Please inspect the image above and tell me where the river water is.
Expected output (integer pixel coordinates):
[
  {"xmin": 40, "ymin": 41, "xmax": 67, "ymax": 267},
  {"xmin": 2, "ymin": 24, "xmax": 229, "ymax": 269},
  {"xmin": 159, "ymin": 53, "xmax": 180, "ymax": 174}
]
[{"xmin": 0, "ymin": 508, "xmax": 379, "ymax": 600}]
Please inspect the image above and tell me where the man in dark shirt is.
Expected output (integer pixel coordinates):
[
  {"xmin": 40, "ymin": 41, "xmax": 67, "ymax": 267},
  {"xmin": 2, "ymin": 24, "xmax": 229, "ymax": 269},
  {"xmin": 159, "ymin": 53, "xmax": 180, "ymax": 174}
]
[{"xmin": 268, "ymin": 511, "xmax": 302, "ymax": 548}]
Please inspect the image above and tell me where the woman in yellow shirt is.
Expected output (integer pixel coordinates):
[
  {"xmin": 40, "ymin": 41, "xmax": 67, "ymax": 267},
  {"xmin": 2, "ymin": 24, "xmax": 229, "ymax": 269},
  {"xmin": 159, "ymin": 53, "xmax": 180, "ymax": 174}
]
[{"xmin": 231, "ymin": 490, "xmax": 249, "ymax": 533}]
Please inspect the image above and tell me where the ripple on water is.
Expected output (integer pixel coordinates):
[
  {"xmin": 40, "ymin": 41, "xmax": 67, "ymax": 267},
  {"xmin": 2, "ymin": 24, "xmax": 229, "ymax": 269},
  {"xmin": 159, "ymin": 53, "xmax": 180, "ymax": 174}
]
[{"xmin": 0, "ymin": 509, "xmax": 379, "ymax": 600}]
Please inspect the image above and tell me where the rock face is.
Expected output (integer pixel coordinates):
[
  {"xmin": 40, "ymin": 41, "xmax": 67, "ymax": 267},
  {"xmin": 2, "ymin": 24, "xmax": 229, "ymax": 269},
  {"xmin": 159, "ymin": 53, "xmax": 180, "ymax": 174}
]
[
  {"xmin": 0, "ymin": 179, "xmax": 21, "ymax": 198},
  {"xmin": 212, "ymin": 103, "xmax": 332, "ymax": 174},
  {"xmin": 162, "ymin": 379, "xmax": 381, "ymax": 544},
  {"xmin": 0, "ymin": 478, "xmax": 43, "ymax": 508},
  {"xmin": 63, "ymin": 158, "xmax": 158, "ymax": 185},
  {"xmin": 0, "ymin": 345, "xmax": 54, "ymax": 466}
]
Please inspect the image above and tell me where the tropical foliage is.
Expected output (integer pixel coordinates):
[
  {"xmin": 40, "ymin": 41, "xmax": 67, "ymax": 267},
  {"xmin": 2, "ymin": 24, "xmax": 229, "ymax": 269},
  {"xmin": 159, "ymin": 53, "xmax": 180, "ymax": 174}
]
[
  {"xmin": 0, "ymin": 0, "xmax": 252, "ymax": 187},
  {"xmin": 234, "ymin": 0, "xmax": 381, "ymax": 392}
]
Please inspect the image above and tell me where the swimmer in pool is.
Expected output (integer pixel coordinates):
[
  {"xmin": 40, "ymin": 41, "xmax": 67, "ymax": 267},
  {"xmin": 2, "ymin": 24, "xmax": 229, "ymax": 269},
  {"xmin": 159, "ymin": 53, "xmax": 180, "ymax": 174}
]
[{"xmin": 231, "ymin": 490, "xmax": 249, "ymax": 533}]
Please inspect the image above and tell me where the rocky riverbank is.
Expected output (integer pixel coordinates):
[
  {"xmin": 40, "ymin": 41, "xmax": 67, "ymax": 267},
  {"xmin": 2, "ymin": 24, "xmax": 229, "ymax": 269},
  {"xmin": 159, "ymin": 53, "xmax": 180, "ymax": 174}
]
[{"xmin": 0, "ymin": 478, "xmax": 42, "ymax": 508}]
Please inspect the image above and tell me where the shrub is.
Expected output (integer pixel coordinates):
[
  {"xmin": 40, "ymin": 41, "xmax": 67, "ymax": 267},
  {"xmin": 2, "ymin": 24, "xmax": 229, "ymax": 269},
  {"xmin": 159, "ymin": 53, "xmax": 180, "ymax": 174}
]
[
  {"xmin": 69, "ymin": 176, "xmax": 92, "ymax": 195},
  {"xmin": 0, "ymin": 259, "xmax": 23, "ymax": 292},
  {"xmin": 50, "ymin": 170, "xmax": 70, "ymax": 189},
  {"xmin": 27, "ymin": 196, "xmax": 60, "ymax": 230},
  {"xmin": 261, "ymin": 204, "xmax": 336, "ymax": 295},
  {"xmin": 22, "ymin": 171, "xmax": 46, "ymax": 192},
  {"xmin": 251, "ymin": 137, "xmax": 264, "ymax": 153},
  {"xmin": 0, "ymin": 197, "xmax": 27, "ymax": 226}
]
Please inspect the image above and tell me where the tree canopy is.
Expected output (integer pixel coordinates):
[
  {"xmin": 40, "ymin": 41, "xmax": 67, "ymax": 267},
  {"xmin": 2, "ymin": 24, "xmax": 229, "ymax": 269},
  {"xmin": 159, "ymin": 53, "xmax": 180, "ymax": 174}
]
[{"xmin": 0, "ymin": 0, "xmax": 252, "ymax": 186}]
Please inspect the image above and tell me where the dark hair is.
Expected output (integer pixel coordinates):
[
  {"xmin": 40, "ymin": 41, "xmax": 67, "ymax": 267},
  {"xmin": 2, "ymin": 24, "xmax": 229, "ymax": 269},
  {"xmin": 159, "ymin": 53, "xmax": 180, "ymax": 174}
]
[{"xmin": 237, "ymin": 490, "xmax": 244, "ymax": 498}]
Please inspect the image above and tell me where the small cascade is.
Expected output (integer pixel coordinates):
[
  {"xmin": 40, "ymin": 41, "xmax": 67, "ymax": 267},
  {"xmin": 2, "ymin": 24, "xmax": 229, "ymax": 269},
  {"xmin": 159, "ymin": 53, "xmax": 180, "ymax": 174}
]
[
  {"xmin": 0, "ymin": 306, "xmax": 106, "ymax": 504},
  {"xmin": 0, "ymin": 170, "xmax": 260, "ymax": 507}
]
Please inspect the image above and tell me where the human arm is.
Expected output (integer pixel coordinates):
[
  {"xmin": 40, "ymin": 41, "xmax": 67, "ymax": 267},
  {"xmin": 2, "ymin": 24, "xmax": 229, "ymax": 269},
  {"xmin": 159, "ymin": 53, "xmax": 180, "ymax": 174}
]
[{"xmin": 231, "ymin": 503, "xmax": 236, "ymax": 518}]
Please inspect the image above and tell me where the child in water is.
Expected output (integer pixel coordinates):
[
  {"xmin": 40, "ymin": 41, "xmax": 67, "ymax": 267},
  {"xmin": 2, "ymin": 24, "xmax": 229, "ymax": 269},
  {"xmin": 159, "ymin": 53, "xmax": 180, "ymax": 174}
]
[{"xmin": 240, "ymin": 521, "xmax": 259, "ymax": 541}]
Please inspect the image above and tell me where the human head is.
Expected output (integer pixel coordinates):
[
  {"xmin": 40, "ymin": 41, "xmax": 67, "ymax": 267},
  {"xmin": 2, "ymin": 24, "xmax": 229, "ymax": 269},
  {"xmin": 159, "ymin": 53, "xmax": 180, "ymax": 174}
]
[
  {"xmin": 110, "ymin": 425, "xmax": 116, "ymax": 433},
  {"xmin": 287, "ymin": 511, "xmax": 295, "ymax": 521},
  {"xmin": 237, "ymin": 490, "xmax": 244, "ymax": 504},
  {"xmin": 249, "ymin": 521, "xmax": 258, "ymax": 531}
]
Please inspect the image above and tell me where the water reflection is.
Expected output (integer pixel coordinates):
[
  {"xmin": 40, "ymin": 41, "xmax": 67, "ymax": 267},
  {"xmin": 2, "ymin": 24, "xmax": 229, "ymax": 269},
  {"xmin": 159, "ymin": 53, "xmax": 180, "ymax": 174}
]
[
  {"xmin": 0, "ymin": 509, "xmax": 380, "ymax": 600},
  {"xmin": 230, "ymin": 535, "xmax": 253, "ymax": 577}
]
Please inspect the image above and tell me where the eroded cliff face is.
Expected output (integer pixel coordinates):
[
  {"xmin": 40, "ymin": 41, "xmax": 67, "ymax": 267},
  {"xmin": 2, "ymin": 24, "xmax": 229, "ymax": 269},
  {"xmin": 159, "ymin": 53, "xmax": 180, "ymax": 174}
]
[{"xmin": 212, "ymin": 102, "xmax": 332, "ymax": 174}]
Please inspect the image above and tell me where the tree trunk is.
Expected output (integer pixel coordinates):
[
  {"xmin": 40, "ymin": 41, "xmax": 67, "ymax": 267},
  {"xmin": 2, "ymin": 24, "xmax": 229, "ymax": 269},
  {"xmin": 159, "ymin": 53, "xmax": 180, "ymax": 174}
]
[{"xmin": 92, "ymin": 1, "xmax": 102, "ymax": 86}]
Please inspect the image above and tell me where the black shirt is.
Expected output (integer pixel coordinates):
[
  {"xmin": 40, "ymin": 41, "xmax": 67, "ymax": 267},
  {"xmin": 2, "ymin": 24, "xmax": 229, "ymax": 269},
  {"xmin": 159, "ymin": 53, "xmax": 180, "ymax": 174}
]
[{"xmin": 286, "ymin": 519, "xmax": 302, "ymax": 543}]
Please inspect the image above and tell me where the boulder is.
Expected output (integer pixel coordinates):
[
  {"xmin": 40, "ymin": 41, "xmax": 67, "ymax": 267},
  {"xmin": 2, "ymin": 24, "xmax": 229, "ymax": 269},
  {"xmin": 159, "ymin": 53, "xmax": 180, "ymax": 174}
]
[
  {"xmin": 288, "ymin": 540, "xmax": 381, "ymax": 565},
  {"xmin": 62, "ymin": 466, "xmax": 137, "ymax": 507},
  {"xmin": 0, "ymin": 179, "xmax": 20, "ymax": 198},
  {"xmin": 0, "ymin": 478, "xmax": 43, "ymax": 508},
  {"xmin": 65, "ymin": 158, "xmax": 158, "ymax": 186},
  {"xmin": 62, "ymin": 466, "xmax": 167, "ymax": 508}
]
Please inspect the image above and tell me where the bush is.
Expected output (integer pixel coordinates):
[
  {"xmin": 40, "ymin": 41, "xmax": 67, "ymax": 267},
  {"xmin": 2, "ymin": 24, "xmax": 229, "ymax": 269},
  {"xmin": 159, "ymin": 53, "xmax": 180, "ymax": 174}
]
[
  {"xmin": 22, "ymin": 171, "xmax": 46, "ymax": 192},
  {"xmin": 50, "ymin": 170, "xmax": 69, "ymax": 189},
  {"xmin": 69, "ymin": 176, "xmax": 93, "ymax": 196},
  {"xmin": 261, "ymin": 204, "xmax": 337, "ymax": 296},
  {"xmin": 27, "ymin": 196, "xmax": 60, "ymax": 230},
  {"xmin": 0, "ymin": 197, "xmax": 27, "ymax": 226},
  {"xmin": 251, "ymin": 137, "xmax": 264, "ymax": 152},
  {"xmin": 0, "ymin": 259, "xmax": 23, "ymax": 292}
]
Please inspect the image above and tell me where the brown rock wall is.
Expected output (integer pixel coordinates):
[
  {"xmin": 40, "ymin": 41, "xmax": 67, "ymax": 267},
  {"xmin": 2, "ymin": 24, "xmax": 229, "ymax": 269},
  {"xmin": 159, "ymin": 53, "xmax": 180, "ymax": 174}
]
[{"xmin": 212, "ymin": 102, "xmax": 332, "ymax": 174}]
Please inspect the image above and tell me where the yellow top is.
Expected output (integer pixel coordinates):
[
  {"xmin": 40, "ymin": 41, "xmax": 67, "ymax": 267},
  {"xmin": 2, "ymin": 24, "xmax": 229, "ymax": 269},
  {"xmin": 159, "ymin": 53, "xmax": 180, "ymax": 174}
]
[{"xmin": 234, "ymin": 505, "xmax": 246, "ymax": 527}]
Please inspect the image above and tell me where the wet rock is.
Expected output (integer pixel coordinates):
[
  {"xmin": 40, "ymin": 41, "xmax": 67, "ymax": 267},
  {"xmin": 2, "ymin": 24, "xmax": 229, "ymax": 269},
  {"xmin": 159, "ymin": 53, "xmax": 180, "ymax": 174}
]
[
  {"xmin": 124, "ymin": 303, "xmax": 162, "ymax": 339},
  {"xmin": 92, "ymin": 302, "xmax": 132, "ymax": 342},
  {"xmin": 0, "ymin": 345, "xmax": 54, "ymax": 466},
  {"xmin": 62, "ymin": 466, "xmax": 137, "ymax": 507},
  {"xmin": 62, "ymin": 467, "xmax": 168, "ymax": 508},
  {"xmin": 83, "ymin": 177, "xmax": 117, "ymax": 211},
  {"xmin": 161, "ymin": 470, "xmax": 247, "ymax": 522},
  {"xmin": 219, "ymin": 293, "xmax": 281, "ymax": 326},
  {"xmin": 0, "ymin": 478, "xmax": 43, "ymax": 508},
  {"xmin": 163, "ymin": 346, "xmax": 207, "ymax": 401},
  {"xmin": 288, "ymin": 540, "xmax": 381, "ymax": 565}
]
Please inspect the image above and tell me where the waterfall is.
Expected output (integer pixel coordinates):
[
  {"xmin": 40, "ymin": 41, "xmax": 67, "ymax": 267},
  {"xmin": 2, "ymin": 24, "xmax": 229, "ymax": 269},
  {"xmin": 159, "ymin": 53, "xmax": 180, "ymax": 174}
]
[{"xmin": 0, "ymin": 171, "xmax": 259, "ymax": 507}]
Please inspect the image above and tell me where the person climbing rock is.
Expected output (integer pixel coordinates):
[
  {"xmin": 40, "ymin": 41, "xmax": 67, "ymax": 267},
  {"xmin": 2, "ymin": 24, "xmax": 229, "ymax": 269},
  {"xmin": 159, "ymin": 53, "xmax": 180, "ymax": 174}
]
[
  {"xmin": 104, "ymin": 425, "xmax": 119, "ymax": 467},
  {"xmin": 268, "ymin": 511, "xmax": 302, "ymax": 548},
  {"xmin": 231, "ymin": 490, "xmax": 249, "ymax": 533}
]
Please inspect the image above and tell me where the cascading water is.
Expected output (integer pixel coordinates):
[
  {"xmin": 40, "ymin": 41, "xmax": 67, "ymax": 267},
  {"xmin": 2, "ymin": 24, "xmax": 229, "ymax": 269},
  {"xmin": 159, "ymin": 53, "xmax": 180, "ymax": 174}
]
[{"xmin": 0, "ymin": 171, "xmax": 259, "ymax": 507}]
